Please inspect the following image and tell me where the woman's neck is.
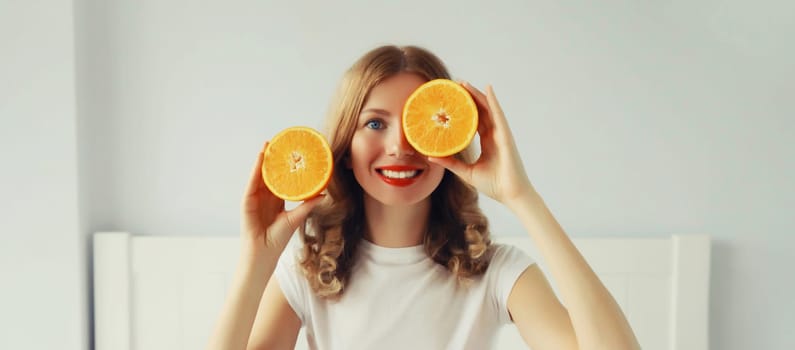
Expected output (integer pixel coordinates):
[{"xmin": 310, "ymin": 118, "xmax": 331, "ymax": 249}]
[{"xmin": 362, "ymin": 194, "xmax": 430, "ymax": 248}]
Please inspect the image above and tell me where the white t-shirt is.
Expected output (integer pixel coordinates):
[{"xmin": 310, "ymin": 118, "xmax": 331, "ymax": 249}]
[{"xmin": 274, "ymin": 238, "xmax": 535, "ymax": 350}]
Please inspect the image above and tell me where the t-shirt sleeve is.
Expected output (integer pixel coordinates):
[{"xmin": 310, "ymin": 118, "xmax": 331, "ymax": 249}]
[
  {"xmin": 273, "ymin": 241, "xmax": 309, "ymax": 325},
  {"xmin": 489, "ymin": 243, "xmax": 536, "ymax": 324}
]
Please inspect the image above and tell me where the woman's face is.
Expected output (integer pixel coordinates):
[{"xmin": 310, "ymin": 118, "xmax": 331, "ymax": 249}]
[{"xmin": 348, "ymin": 73, "xmax": 446, "ymax": 207}]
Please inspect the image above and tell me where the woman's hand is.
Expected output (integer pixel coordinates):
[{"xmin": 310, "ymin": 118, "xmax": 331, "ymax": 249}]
[
  {"xmin": 428, "ymin": 83, "xmax": 535, "ymax": 206},
  {"xmin": 241, "ymin": 142, "xmax": 323, "ymax": 256}
]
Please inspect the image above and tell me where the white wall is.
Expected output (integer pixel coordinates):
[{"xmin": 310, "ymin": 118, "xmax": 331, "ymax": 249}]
[
  {"xmin": 0, "ymin": 1, "xmax": 86, "ymax": 349},
  {"xmin": 2, "ymin": 0, "xmax": 792, "ymax": 349}
]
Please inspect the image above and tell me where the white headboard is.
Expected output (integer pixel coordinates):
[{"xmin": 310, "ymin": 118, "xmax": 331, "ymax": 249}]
[{"xmin": 93, "ymin": 233, "xmax": 710, "ymax": 350}]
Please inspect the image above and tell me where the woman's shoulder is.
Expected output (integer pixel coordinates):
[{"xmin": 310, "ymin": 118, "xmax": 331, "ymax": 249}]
[
  {"xmin": 276, "ymin": 236, "xmax": 306, "ymax": 272},
  {"xmin": 482, "ymin": 241, "xmax": 537, "ymax": 321},
  {"xmin": 487, "ymin": 241, "xmax": 536, "ymax": 270}
]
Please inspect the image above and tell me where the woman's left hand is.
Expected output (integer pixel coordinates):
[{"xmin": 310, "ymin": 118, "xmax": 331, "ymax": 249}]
[{"xmin": 427, "ymin": 82, "xmax": 535, "ymax": 206}]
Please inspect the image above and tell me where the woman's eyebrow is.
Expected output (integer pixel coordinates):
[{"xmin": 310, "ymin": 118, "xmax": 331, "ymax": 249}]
[{"xmin": 359, "ymin": 108, "xmax": 390, "ymax": 116}]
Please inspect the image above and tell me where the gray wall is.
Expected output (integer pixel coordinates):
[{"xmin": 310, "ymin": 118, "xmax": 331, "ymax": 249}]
[
  {"xmin": 2, "ymin": 0, "xmax": 793, "ymax": 349},
  {"xmin": 1, "ymin": 1, "xmax": 85, "ymax": 349}
]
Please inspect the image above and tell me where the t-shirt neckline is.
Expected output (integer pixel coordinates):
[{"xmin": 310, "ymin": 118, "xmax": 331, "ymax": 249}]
[{"xmin": 358, "ymin": 239, "xmax": 428, "ymax": 265}]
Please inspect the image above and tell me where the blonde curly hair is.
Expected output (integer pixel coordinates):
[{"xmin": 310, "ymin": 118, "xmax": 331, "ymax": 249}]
[{"xmin": 298, "ymin": 45, "xmax": 492, "ymax": 299}]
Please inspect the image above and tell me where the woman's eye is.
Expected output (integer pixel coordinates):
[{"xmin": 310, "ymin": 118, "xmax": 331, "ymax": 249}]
[{"xmin": 365, "ymin": 119, "xmax": 384, "ymax": 129}]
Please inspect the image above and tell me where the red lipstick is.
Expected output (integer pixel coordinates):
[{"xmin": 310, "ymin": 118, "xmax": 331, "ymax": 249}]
[{"xmin": 376, "ymin": 165, "xmax": 423, "ymax": 187}]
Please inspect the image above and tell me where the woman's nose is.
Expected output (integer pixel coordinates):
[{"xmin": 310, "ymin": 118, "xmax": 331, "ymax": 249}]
[{"xmin": 386, "ymin": 124, "xmax": 415, "ymax": 158}]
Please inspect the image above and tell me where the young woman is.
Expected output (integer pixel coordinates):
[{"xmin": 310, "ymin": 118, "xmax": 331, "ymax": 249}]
[{"xmin": 208, "ymin": 45, "xmax": 639, "ymax": 350}]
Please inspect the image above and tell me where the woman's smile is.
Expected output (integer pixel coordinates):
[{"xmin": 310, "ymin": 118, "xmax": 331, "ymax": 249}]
[{"xmin": 375, "ymin": 165, "xmax": 424, "ymax": 187}]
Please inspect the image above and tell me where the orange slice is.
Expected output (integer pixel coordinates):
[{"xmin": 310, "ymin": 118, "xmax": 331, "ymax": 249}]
[
  {"xmin": 261, "ymin": 126, "xmax": 333, "ymax": 201},
  {"xmin": 402, "ymin": 79, "xmax": 478, "ymax": 157}
]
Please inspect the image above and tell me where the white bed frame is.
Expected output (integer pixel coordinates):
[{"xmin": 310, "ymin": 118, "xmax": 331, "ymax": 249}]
[{"xmin": 93, "ymin": 232, "xmax": 710, "ymax": 350}]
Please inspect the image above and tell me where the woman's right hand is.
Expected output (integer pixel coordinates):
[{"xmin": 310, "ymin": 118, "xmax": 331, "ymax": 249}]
[{"xmin": 241, "ymin": 142, "xmax": 324, "ymax": 256}]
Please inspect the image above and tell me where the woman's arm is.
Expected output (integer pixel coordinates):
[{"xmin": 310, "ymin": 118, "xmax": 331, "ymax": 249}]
[
  {"xmin": 207, "ymin": 251, "xmax": 279, "ymax": 350},
  {"xmin": 207, "ymin": 146, "xmax": 321, "ymax": 350},
  {"xmin": 506, "ymin": 190, "xmax": 639, "ymax": 350},
  {"xmin": 428, "ymin": 83, "xmax": 639, "ymax": 350},
  {"xmin": 247, "ymin": 273, "xmax": 302, "ymax": 350}
]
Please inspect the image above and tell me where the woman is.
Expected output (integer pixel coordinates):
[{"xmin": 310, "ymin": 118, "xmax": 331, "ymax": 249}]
[{"xmin": 208, "ymin": 45, "xmax": 639, "ymax": 350}]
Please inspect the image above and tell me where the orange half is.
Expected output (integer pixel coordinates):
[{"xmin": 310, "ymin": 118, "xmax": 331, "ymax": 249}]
[
  {"xmin": 402, "ymin": 79, "xmax": 479, "ymax": 157},
  {"xmin": 262, "ymin": 127, "xmax": 333, "ymax": 201}
]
